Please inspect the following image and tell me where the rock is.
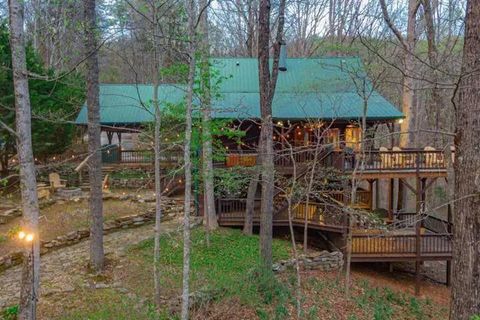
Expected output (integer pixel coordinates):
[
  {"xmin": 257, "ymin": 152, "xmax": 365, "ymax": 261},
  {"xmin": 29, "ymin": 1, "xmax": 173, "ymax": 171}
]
[
  {"xmin": 95, "ymin": 283, "xmax": 110, "ymax": 289},
  {"xmin": 273, "ymin": 251, "xmax": 343, "ymax": 273}
]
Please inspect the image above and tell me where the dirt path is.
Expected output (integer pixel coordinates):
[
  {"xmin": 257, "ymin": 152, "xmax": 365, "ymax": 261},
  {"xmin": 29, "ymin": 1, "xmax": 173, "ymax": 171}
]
[{"xmin": 0, "ymin": 219, "xmax": 179, "ymax": 309}]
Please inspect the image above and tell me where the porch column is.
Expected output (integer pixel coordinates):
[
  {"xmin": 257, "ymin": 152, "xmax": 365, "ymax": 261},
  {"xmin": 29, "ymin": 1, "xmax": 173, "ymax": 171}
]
[
  {"xmin": 106, "ymin": 130, "xmax": 114, "ymax": 145},
  {"xmin": 116, "ymin": 132, "xmax": 122, "ymax": 148}
]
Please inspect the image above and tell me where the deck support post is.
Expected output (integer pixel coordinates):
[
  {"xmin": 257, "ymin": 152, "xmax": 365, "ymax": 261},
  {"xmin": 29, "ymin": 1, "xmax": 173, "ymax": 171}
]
[
  {"xmin": 387, "ymin": 178, "xmax": 394, "ymax": 220},
  {"xmin": 397, "ymin": 178, "xmax": 404, "ymax": 212},
  {"xmin": 368, "ymin": 179, "xmax": 375, "ymax": 210},
  {"xmin": 415, "ymin": 260, "xmax": 421, "ymax": 296}
]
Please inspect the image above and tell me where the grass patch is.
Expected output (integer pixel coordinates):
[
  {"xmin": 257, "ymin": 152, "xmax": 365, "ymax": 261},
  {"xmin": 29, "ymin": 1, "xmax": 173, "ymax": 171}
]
[{"xmin": 131, "ymin": 228, "xmax": 290, "ymax": 304}]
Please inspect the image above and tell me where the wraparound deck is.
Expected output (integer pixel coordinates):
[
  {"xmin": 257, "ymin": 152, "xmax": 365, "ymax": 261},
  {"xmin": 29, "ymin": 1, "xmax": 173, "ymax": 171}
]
[
  {"xmin": 216, "ymin": 199, "xmax": 452, "ymax": 262},
  {"xmin": 102, "ymin": 147, "xmax": 450, "ymax": 179}
]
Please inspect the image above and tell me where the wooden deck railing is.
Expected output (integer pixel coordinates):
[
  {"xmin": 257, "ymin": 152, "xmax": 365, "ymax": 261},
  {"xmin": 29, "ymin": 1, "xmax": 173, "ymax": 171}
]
[
  {"xmin": 216, "ymin": 198, "xmax": 453, "ymax": 259},
  {"xmin": 102, "ymin": 148, "xmax": 183, "ymax": 164},
  {"xmin": 223, "ymin": 148, "xmax": 448, "ymax": 172},
  {"xmin": 106, "ymin": 147, "xmax": 449, "ymax": 173},
  {"xmin": 351, "ymin": 233, "xmax": 452, "ymax": 255},
  {"xmin": 343, "ymin": 149, "xmax": 446, "ymax": 172}
]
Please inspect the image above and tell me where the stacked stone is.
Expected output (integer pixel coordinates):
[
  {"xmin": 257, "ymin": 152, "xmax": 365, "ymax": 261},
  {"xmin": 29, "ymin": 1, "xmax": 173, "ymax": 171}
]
[{"xmin": 272, "ymin": 250, "xmax": 344, "ymax": 273}]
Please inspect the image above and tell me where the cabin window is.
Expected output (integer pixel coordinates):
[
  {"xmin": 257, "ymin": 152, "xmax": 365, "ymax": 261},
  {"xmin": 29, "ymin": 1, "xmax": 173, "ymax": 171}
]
[
  {"xmin": 324, "ymin": 128, "xmax": 340, "ymax": 149},
  {"xmin": 345, "ymin": 125, "xmax": 362, "ymax": 150}
]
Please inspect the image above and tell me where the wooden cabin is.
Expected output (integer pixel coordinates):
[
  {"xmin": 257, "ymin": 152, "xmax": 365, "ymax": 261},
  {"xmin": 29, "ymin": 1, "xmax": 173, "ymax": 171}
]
[{"xmin": 76, "ymin": 55, "xmax": 452, "ymax": 288}]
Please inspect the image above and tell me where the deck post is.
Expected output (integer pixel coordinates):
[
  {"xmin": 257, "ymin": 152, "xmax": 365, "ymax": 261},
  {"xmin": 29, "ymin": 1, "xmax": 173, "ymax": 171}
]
[
  {"xmin": 387, "ymin": 178, "xmax": 394, "ymax": 220},
  {"xmin": 414, "ymin": 171, "xmax": 422, "ymax": 296},
  {"xmin": 446, "ymin": 261, "xmax": 452, "ymax": 286},
  {"xmin": 397, "ymin": 178, "xmax": 404, "ymax": 212},
  {"xmin": 446, "ymin": 203, "xmax": 452, "ymax": 286},
  {"xmin": 368, "ymin": 179, "xmax": 374, "ymax": 210}
]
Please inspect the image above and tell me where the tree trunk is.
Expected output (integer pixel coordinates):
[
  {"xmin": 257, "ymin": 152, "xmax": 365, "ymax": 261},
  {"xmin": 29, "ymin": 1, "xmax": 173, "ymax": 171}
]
[
  {"xmin": 450, "ymin": 0, "xmax": 480, "ymax": 318},
  {"xmin": 257, "ymin": 0, "xmax": 274, "ymax": 268},
  {"xmin": 243, "ymin": 170, "xmax": 259, "ymax": 235},
  {"xmin": 182, "ymin": 0, "xmax": 197, "ymax": 318},
  {"xmin": 199, "ymin": 0, "xmax": 218, "ymax": 232},
  {"xmin": 9, "ymin": 1, "xmax": 41, "ymax": 318},
  {"xmin": 84, "ymin": 0, "xmax": 104, "ymax": 272},
  {"xmin": 152, "ymin": 4, "xmax": 163, "ymax": 306},
  {"xmin": 399, "ymin": 0, "xmax": 418, "ymax": 147},
  {"xmin": 257, "ymin": 0, "xmax": 286, "ymax": 269}
]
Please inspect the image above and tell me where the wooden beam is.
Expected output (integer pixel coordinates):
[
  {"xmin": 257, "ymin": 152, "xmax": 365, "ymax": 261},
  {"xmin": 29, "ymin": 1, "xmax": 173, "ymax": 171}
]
[{"xmin": 400, "ymin": 178, "xmax": 416, "ymax": 195}]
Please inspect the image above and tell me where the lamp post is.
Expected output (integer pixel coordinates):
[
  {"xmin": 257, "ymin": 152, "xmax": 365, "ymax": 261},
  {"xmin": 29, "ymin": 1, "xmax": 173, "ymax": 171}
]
[{"xmin": 18, "ymin": 230, "xmax": 36, "ymax": 319}]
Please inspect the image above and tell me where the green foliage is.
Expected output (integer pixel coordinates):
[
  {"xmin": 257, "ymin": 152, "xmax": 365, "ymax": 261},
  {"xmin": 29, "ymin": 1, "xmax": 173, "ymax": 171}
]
[
  {"xmin": 213, "ymin": 167, "xmax": 252, "ymax": 197},
  {"xmin": 1, "ymin": 305, "xmax": 19, "ymax": 320},
  {"xmin": 0, "ymin": 22, "xmax": 84, "ymax": 171},
  {"xmin": 130, "ymin": 228, "xmax": 291, "ymax": 316},
  {"xmin": 6, "ymin": 225, "xmax": 21, "ymax": 240}
]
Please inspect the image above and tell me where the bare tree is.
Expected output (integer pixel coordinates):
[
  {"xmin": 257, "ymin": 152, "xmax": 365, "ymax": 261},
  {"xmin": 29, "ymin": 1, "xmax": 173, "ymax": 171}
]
[
  {"xmin": 151, "ymin": 1, "xmax": 163, "ymax": 308},
  {"xmin": 182, "ymin": 0, "xmax": 198, "ymax": 317},
  {"xmin": 8, "ymin": 0, "xmax": 40, "ymax": 318},
  {"xmin": 84, "ymin": 0, "xmax": 104, "ymax": 272},
  {"xmin": 257, "ymin": 0, "xmax": 286, "ymax": 268},
  {"xmin": 450, "ymin": 0, "xmax": 480, "ymax": 317},
  {"xmin": 199, "ymin": 0, "xmax": 218, "ymax": 232},
  {"xmin": 379, "ymin": 0, "xmax": 420, "ymax": 147}
]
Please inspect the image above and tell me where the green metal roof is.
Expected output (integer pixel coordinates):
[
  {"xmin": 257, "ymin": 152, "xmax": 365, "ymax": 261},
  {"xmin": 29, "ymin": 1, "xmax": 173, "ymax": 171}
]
[{"xmin": 75, "ymin": 57, "xmax": 403, "ymax": 125}]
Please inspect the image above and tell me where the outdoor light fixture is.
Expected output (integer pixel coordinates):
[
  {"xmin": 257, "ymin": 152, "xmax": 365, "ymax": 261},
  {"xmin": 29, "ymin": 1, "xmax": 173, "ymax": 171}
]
[
  {"xmin": 398, "ymin": 119, "xmax": 404, "ymax": 124},
  {"xmin": 18, "ymin": 230, "xmax": 34, "ymax": 243}
]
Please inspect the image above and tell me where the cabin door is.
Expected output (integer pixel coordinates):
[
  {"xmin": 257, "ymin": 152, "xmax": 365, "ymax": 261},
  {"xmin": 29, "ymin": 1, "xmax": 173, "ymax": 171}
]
[{"xmin": 345, "ymin": 125, "xmax": 362, "ymax": 151}]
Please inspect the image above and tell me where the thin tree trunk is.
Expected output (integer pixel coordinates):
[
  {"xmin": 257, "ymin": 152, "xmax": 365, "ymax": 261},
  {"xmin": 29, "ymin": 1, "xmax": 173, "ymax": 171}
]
[
  {"xmin": 243, "ymin": 170, "xmax": 259, "ymax": 235},
  {"xmin": 199, "ymin": 0, "xmax": 218, "ymax": 232},
  {"xmin": 400, "ymin": 0, "xmax": 418, "ymax": 147},
  {"xmin": 9, "ymin": 1, "xmax": 40, "ymax": 318},
  {"xmin": 182, "ymin": 0, "xmax": 197, "ymax": 318},
  {"xmin": 84, "ymin": 0, "xmax": 104, "ymax": 272},
  {"xmin": 257, "ymin": 0, "xmax": 286, "ymax": 269},
  {"xmin": 303, "ymin": 133, "xmax": 323, "ymax": 253},
  {"xmin": 285, "ymin": 141, "xmax": 302, "ymax": 318},
  {"xmin": 450, "ymin": 0, "xmax": 480, "ymax": 318},
  {"xmin": 345, "ymin": 87, "xmax": 368, "ymax": 299},
  {"xmin": 379, "ymin": 0, "xmax": 419, "ymax": 147},
  {"xmin": 152, "ymin": 3, "xmax": 163, "ymax": 306}
]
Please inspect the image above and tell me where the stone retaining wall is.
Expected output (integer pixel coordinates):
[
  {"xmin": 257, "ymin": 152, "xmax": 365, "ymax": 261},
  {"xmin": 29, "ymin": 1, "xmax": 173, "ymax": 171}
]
[
  {"xmin": 0, "ymin": 192, "xmax": 169, "ymax": 225},
  {"xmin": 0, "ymin": 196, "xmax": 189, "ymax": 272},
  {"xmin": 272, "ymin": 250, "xmax": 344, "ymax": 272}
]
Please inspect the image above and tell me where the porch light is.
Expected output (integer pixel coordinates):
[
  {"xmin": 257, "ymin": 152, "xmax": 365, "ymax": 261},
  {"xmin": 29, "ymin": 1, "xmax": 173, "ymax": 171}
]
[
  {"xmin": 277, "ymin": 121, "xmax": 283, "ymax": 127},
  {"xmin": 397, "ymin": 119, "xmax": 404, "ymax": 124},
  {"xmin": 18, "ymin": 231, "xmax": 34, "ymax": 242}
]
